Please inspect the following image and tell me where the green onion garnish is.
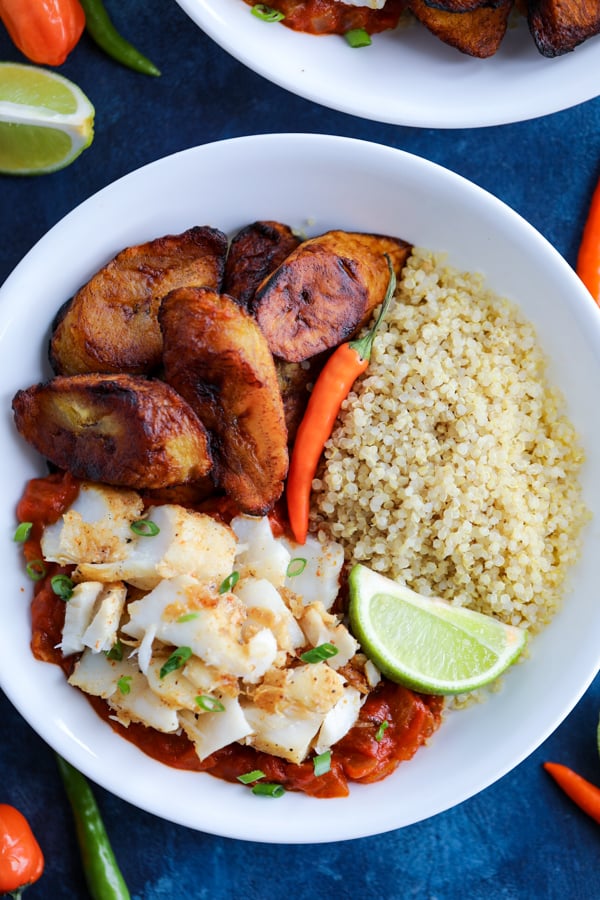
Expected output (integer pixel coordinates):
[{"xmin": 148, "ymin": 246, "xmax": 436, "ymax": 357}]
[
  {"xmin": 251, "ymin": 782, "xmax": 285, "ymax": 798},
  {"xmin": 177, "ymin": 612, "xmax": 199, "ymax": 623},
  {"xmin": 25, "ymin": 559, "xmax": 46, "ymax": 581},
  {"xmin": 130, "ymin": 519, "xmax": 160, "ymax": 537},
  {"xmin": 106, "ymin": 640, "xmax": 124, "ymax": 661},
  {"xmin": 195, "ymin": 695, "xmax": 225, "ymax": 713},
  {"xmin": 375, "ymin": 720, "xmax": 389, "ymax": 742},
  {"xmin": 286, "ymin": 557, "xmax": 307, "ymax": 577},
  {"xmin": 313, "ymin": 750, "xmax": 331, "ymax": 777},
  {"xmin": 218, "ymin": 571, "xmax": 239, "ymax": 594},
  {"xmin": 251, "ymin": 4, "xmax": 285, "ymax": 22},
  {"xmin": 300, "ymin": 642, "xmax": 339, "ymax": 664},
  {"xmin": 13, "ymin": 522, "xmax": 32, "ymax": 542},
  {"xmin": 345, "ymin": 28, "xmax": 372, "ymax": 48},
  {"xmin": 117, "ymin": 675, "xmax": 132, "ymax": 695},
  {"xmin": 50, "ymin": 574, "xmax": 74, "ymax": 601},
  {"xmin": 159, "ymin": 646, "xmax": 193, "ymax": 679},
  {"xmin": 237, "ymin": 770, "xmax": 266, "ymax": 785}
]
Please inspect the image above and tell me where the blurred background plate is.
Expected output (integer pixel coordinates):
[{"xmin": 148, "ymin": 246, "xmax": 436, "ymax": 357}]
[{"xmin": 174, "ymin": 0, "xmax": 600, "ymax": 128}]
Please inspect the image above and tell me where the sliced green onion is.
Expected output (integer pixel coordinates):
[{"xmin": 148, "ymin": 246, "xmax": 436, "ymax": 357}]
[
  {"xmin": 375, "ymin": 720, "xmax": 389, "ymax": 742},
  {"xmin": 300, "ymin": 642, "xmax": 339, "ymax": 664},
  {"xmin": 105, "ymin": 640, "xmax": 124, "ymax": 661},
  {"xmin": 117, "ymin": 675, "xmax": 132, "ymax": 695},
  {"xmin": 177, "ymin": 612, "xmax": 199, "ymax": 623},
  {"xmin": 237, "ymin": 770, "xmax": 266, "ymax": 785},
  {"xmin": 50, "ymin": 574, "xmax": 74, "ymax": 601},
  {"xmin": 26, "ymin": 559, "xmax": 46, "ymax": 581},
  {"xmin": 130, "ymin": 519, "xmax": 160, "ymax": 537},
  {"xmin": 286, "ymin": 557, "xmax": 307, "ymax": 577},
  {"xmin": 13, "ymin": 522, "xmax": 33, "ymax": 542},
  {"xmin": 345, "ymin": 28, "xmax": 372, "ymax": 48},
  {"xmin": 251, "ymin": 4, "xmax": 285, "ymax": 22},
  {"xmin": 313, "ymin": 750, "xmax": 331, "ymax": 777},
  {"xmin": 195, "ymin": 695, "xmax": 225, "ymax": 713},
  {"xmin": 219, "ymin": 571, "xmax": 239, "ymax": 594},
  {"xmin": 159, "ymin": 646, "xmax": 193, "ymax": 679},
  {"xmin": 251, "ymin": 782, "xmax": 285, "ymax": 798}
]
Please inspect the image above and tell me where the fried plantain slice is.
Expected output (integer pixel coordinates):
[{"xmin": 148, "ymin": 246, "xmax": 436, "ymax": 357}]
[
  {"xmin": 12, "ymin": 374, "xmax": 213, "ymax": 490},
  {"xmin": 528, "ymin": 0, "xmax": 600, "ymax": 56},
  {"xmin": 423, "ymin": 0, "xmax": 502, "ymax": 10},
  {"xmin": 159, "ymin": 287, "xmax": 289, "ymax": 516},
  {"xmin": 49, "ymin": 226, "xmax": 228, "ymax": 377},
  {"xmin": 408, "ymin": 0, "xmax": 513, "ymax": 57},
  {"xmin": 223, "ymin": 221, "xmax": 302, "ymax": 311},
  {"xmin": 253, "ymin": 230, "xmax": 411, "ymax": 363}
]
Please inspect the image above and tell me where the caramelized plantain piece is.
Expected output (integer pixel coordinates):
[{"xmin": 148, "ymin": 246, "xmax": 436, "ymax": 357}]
[
  {"xmin": 223, "ymin": 221, "xmax": 301, "ymax": 311},
  {"xmin": 139, "ymin": 477, "xmax": 217, "ymax": 509},
  {"xmin": 408, "ymin": 0, "xmax": 513, "ymax": 57},
  {"xmin": 528, "ymin": 0, "xmax": 600, "ymax": 56},
  {"xmin": 12, "ymin": 374, "xmax": 213, "ymax": 489},
  {"xmin": 159, "ymin": 287, "xmax": 289, "ymax": 516},
  {"xmin": 49, "ymin": 226, "xmax": 228, "ymax": 377},
  {"xmin": 423, "ymin": 0, "xmax": 502, "ymax": 10},
  {"xmin": 253, "ymin": 230, "xmax": 411, "ymax": 363}
]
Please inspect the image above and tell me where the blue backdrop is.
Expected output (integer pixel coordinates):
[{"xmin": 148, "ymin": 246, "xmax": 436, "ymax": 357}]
[{"xmin": 1, "ymin": 3, "xmax": 599, "ymax": 897}]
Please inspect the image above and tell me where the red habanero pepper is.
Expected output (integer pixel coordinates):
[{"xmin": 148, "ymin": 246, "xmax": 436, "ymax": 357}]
[
  {"xmin": 543, "ymin": 762, "xmax": 600, "ymax": 825},
  {"xmin": 0, "ymin": 0, "xmax": 85, "ymax": 66},
  {"xmin": 0, "ymin": 804, "xmax": 44, "ymax": 898},
  {"xmin": 286, "ymin": 255, "xmax": 396, "ymax": 544},
  {"xmin": 576, "ymin": 171, "xmax": 600, "ymax": 307}
]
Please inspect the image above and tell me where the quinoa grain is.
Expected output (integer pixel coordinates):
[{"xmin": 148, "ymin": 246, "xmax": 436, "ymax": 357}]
[{"xmin": 312, "ymin": 249, "xmax": 589, "ymax": 633}]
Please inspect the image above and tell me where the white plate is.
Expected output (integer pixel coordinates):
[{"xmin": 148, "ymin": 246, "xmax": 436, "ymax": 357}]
[
  {"xmin": 174, "ymin": 0, "xmax": 600, "ymax": 128},
  {"xmin": 1, "ymin": 134, "xmax": 600, "ymax": 843}
]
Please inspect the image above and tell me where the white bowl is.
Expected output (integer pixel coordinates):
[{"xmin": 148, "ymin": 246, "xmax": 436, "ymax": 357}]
[
  {"xmin": 1, "ymin": 134, "xmax": 599, "ymax": 843},
  {"xmin": 174, "ymin": 0, "xmax": 600, "ymax": 128}
]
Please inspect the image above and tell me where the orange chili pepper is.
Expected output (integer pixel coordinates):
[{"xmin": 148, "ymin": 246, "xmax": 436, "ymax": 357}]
[
  {"xmin": 576, "ymin": 172, "xmax": 600, "ymax": 307},
  {"xmin": 286, "ymin": 256, "xmax": 396, "ymax": 544},
  {"xmin": 0, "ymin": 804, "xmax": 44, "ymax": 898},
  {"xmin": 0, "ymin": 0, "xmax": 85, "ymax": 66},
  {"xmin": 543, "ymin": 762, "xmax": 600, "ymax": 824}
]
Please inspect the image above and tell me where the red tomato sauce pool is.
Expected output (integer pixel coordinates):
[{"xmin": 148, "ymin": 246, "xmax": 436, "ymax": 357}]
[
  {"xmin": 244, "ymin": 0, "xmax": 407, "ymax": 35},
  {"xmin": 19, "ymin": 471, "xmax": 443, "ymax": 799}
]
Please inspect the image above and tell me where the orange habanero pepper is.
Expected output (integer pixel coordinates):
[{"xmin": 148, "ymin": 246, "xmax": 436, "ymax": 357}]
[
  {"xmin": 0, "ymin": 804, "xmax": 44, "ymax": 898},
  {"xmin": 0, "ymin": 0, "xmax": 85, "ymax": 66}
]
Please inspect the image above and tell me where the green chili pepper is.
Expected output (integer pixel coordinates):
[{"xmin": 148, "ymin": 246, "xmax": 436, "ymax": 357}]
[
  {"xmin": 55, "ymin": 755, "xmax": 131, "ymax": 900},
  {"xmin": 79, "ymin": 0, "xmax": 160, "ymax": 77}
]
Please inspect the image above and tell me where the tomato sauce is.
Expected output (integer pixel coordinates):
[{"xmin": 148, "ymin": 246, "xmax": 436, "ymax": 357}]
[
  {"xmin": 244, "ymin": 0, "xmax": 407, "ymax": 35},
  {"xmin": 20, "ymin": 472, "xmax": 443, "ymax": 799}
]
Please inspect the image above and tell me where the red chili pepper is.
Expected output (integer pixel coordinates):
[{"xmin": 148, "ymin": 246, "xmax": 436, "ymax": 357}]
[
  {"xmin": 0, "ymin": 804, "xmax": 44, "ymax": 898},
  {"xmin": 286, "ymin": 256, "xmax": 396, "ymax": 544},
  {"xmin": 543, "ymin": 762, "xmax": 600, "ymax": 824},
  {"xmin": 576, "ymin": 172, "xmax": 600, "ymax": 307},
  {"xmin": 0, "ymin": 0, "xmax": 85, "ymax": 66}
]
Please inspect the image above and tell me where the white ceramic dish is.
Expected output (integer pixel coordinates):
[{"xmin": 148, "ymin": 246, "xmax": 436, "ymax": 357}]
[
  {"xmin": 174, "ymin": 0, "xmax": 600, "ymax": 128},
  {"xmin": 1, "ymin": 134, "xmax": 599, "ymax": 843}
]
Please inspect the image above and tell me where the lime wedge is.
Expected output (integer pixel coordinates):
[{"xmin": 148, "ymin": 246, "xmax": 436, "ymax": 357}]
[
  {"xmin": 0, "ymin": 62, "xmax": 94, "ymax": 175},
  {"xmin": 348, "ymin": 564, "xmax": 527, "ymax": 695}
]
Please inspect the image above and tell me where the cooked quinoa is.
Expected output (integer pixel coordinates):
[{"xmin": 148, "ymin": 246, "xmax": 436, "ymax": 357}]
[{"xmin": 311, "ymin": 248, "xmax": 590, "ymax": 633}]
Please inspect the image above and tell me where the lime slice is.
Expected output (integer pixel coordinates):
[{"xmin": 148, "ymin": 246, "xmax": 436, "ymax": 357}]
[
  {"xmin": 348, "ymin": 564, "xmax": 527, "ymax": 695},
  {"xmin": 0, "ymin": 62, "xmax": 94, "ymax": 175}
]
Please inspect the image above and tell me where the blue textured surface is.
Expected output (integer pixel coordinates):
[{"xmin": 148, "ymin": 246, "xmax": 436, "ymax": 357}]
[{"xmin": 1, "ymin": 3, "xmax": 599, "ymax": 897}]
